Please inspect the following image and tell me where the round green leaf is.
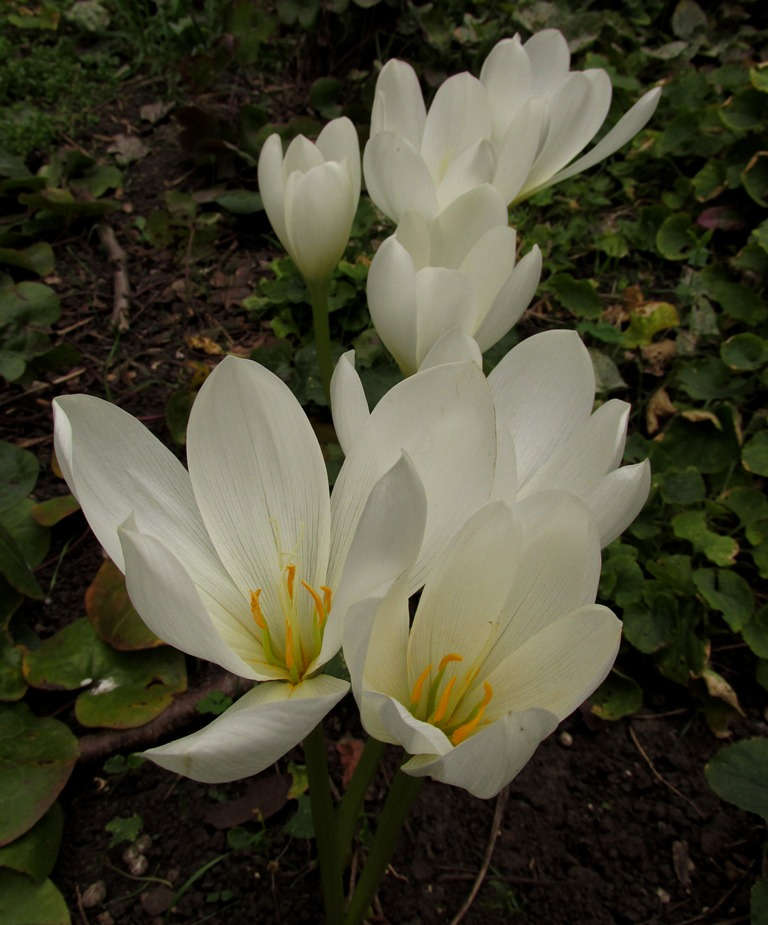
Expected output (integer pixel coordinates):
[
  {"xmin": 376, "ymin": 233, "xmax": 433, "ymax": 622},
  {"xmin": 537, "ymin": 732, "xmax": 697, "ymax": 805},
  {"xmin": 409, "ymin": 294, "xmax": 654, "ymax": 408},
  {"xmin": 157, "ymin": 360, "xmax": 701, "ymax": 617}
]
[
  {"xmin": 548, "ymin": 273, "xmax": 603, "ymax": 318},
  {"xmin": 590, "ymin": 670, "xmax": 643, "ymax": 720},
  {"xmin": 85, "ymin": 559, "xmax": 163, "ymax": 651},
  {"xmin": 0, "ymin": 442, "xmax": 38, "ymax": 513},
  {"xmin": 214, "ymin": 190, "xmax": 263, "ymax": 214},
  {"xmin": 30, "ymin": 495, "xmax": 80, "ymax": 528},
  {"xmin": 0, "ymin": 499, "xmax": 50, "ymax": 569},
  {"xmin": 743, "ymin": 432, "xmax": 768, "ymax": 476},
  {"xmin": 693, "ymin": 568, "xmax": 754, "ymax": 631},
  {"xmin": 706, "ymin": 739, "xmax": 768, "ymax": 820},
  {"xmin": 711, "ymin": 281, "xmax": 767, "ymax": 324},
  {"xmin": 672, "ymin": 511, "xmax": 739, "ymax": 566},
  {"xmin": 658, "ymin": 466, "xmax": 706, "ymax": 504},
  {"xmin": 0, "ymin": 243, "xmax": 55, "ymax": 277},
  {"xmin": 743, "ymin": 605, "xmax": 768, "ymax": 659},
  {"xmin": 720, "ymin": 333, "xmax": 768, "ymax": 370},
  {"xmin": 0, "ymin": 803, "xmax": 63, "ymax": 883},
  {"xmin": 622, "ymin": 594, "xmax": 678, "ymax": 654},
  {"xmin": 0, "ymin": 283, "xmax": 60, "ymax": 327},
  {"xmin": 0, "ymin": 870, "xmax": 70, "ymax": 925},
  {"xmin": 0, "ymin": 704, "xmax": 78, "ymax": 846},
  {"xmin": 0, "ymin": 524, "xmax": 45, "ymax": 599}
]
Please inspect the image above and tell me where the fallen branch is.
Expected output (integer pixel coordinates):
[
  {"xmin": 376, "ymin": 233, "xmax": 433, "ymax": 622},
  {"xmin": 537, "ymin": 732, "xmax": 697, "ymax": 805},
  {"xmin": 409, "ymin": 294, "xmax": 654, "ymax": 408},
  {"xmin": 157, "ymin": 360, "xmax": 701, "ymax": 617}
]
[
  {"xmin": 78, "ymin": 672, "xmax": 253, "ymax": 763},
  {"xmin": 97, "ymin": 222, "xmax": 130, "ymax": 332}
]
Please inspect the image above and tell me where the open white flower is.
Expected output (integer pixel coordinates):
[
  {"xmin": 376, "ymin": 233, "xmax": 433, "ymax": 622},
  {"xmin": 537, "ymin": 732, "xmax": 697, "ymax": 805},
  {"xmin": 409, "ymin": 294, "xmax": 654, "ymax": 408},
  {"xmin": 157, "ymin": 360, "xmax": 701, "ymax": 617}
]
[
  {"xmin": 258, "ymin": 117, "xmax": 361, "ymax": 283},
  {"xmin": 363, "ymin": 29, "xmax": 660, "ymax": 222},
  {"xmin": 334, "ymin": 328, "xmax": 650, "ymax": 547},
  {"xmin": 367, "ymin": 185, "xmax": 542, "ymax": 375},
  {"xmin": 344, "ymin": 493, "xmax": 621, "ymax": 799},
  {"xmin": 53, "ymin": 354, "xmax": 496, "ymax": 782}
]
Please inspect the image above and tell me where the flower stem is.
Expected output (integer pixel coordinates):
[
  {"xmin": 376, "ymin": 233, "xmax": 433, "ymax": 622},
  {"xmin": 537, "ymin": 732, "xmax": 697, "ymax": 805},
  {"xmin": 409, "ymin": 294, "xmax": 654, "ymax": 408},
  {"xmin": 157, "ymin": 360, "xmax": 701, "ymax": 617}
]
[
  {"xmin": 303, "ymin": 722, "xmax": 344, "ymax": 924},
  {"xmin": 336, "ymin": 737, "xmax": 387, "ymax": 866},
  {"xmin": 307, "ymin": 277, "xmax": 333, "ymax": 407},
  {"xmin": 344, "ymin": 768, "xmax": 424, "ymax": 925}
]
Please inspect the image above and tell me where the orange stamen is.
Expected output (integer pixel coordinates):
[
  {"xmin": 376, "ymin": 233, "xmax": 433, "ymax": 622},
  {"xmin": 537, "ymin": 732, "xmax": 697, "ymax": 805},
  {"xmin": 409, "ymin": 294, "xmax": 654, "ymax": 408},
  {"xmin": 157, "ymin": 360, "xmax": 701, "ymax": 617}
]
[
  {"xmin": 301, "ymin": 579, "xmax": 326, "ymax": 624},
  {"xmin": 432, "ymin": 676, "xmax": 456, "ymax": 724},
  {"xmin": 321, "ymin": 586, "xmax": 333, "ymax": 614},
  {"xmin": 250, "ymin": 589, "xmax": 266, "ymax": 629},
  {"xmin": 285, "ymin": 620, "xmax": 295, "ymax": 672},
  {"xmin": 438, "ymin": 653, "xmax": 463, "ymax": 672},
  {"xmin": 285, "ymin": 564, "xmax": 296, "ymax": 600},
  {"xmin": 410, "ymin": 663, "xmax": 432, "ymax": 707},
  {"xmin": 450, "ymin": 682, "xmax": 493, "ymax": 746}
]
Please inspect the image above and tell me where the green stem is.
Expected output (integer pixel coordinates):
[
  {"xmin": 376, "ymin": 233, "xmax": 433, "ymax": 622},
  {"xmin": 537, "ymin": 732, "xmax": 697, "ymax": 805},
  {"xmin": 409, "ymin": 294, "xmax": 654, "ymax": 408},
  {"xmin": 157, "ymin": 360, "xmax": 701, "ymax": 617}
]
[
  {"xmin": 344, "ymin": 769, "xmax": 424, "ymax": 925},
  {"xmin": 307, "ymin": 277, "xmax": 333, "ymax": 407},
  {"xmin": 304, "ymin": 722, "xmax": 345, "ymax": 924},
  {"xmin": 336, "ymin": 737, "xmax": 387, "ymax": 867}
]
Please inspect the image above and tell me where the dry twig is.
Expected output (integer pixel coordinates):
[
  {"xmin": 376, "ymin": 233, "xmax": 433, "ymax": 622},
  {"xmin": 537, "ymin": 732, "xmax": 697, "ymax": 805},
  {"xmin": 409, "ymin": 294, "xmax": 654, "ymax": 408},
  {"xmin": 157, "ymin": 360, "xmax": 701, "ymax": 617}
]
[
  {"xmin": 629, "ymin": 725, "xmax": 706, "ymax": 818},
  {"xmin": 97, "ymin": 223, "xmax": 130, "ymax": 332}
]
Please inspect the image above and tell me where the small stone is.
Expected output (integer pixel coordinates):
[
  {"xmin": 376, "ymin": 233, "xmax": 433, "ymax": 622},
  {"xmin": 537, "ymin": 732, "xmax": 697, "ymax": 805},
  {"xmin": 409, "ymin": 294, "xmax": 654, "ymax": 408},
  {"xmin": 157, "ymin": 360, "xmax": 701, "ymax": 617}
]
[
  {"xmin": 96, "ymin": 913, "xmax": 114, "ymax": 925},
  {"xmin": 82, "ymin": 880, "xmax": 107, "ymax": 908},
  {"xmin": 559, "ymin": 731, "xmax": 574, "ymax": 747},
  {"xmin": 657, "ymin": 887, "xmax": 671, "ymax": 904},
  {"xmin": 127, "ymin": 854, "xmax": 149, "ymax": 877}
]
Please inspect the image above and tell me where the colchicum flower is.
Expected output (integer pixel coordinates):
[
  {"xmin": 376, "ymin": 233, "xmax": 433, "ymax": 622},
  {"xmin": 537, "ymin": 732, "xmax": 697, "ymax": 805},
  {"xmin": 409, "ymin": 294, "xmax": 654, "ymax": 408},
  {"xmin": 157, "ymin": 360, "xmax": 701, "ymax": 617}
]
[
  {"xmin": 364, "ymin": 29, "xmax": 660, "ymax": 223},
  {"xmin": 367, "ymin": 185, "xmax": 542, "ymax": 375},
  {"xmin": 333, "ymin": 328, "xmax": 651, "ymax": 549},
  {"xmin": 344, "ymin": 493, "xmax": 622, "ymax": 799},
  {"xmin": 258, "ymin": 116, "xmax": 361, "ymax": 284},
  {"xmin": 53, "ymin": 355, "xmax": 497, "ymax": 782}
]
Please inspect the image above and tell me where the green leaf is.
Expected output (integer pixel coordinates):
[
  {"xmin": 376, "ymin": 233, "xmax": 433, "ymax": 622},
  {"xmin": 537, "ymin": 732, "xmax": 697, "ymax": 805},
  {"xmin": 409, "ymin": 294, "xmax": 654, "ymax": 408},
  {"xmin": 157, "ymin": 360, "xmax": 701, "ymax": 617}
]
[
  {"xmin": 752, "ymin": 877, "xmax": 768, "ymax": 923},
  {"xmin": 548, "ymin": 273, "xmax": 603, "ymax": 318},
  {"xmin": 622, "ymin": 594, "xmax": 678, "ymax": 654},
  {"xmin": 0, "ymin": 703, "xmax": 78, "ymax": 846},
  {"xmin": 18, "ymin": 189, "xmax": 121, "ymax": 217},
  {"xmin": 622, "ymin": 302, "xmax": 680, "ymax": 348},
  {"xmin": 720, "ymin": 333, "xmax": 768, "ymax": 370},
  {"xmin": 0, "ymin": 499, "xmax": 49, "ymax": 569},
  {"xmin": 672, "ymin": 512, "xmax": 739, "ymax": 566},
  {"xmin": 671, "ymin": 0, "xmax": 708, "ymax": 39},
  {"xmin": 677, "ymin": 358, "xmax": 745, "ymax": 400},
  {"xmin": 652, "ymin": 409, "xmax": 741, "ymax": 474},
  {"xmin": 693, "ymin": 568, "xmax": 754, "ymax": 631},
  {"xmin": 214, "ymin": 190, "xmax": 263, "ymax": 214},
  {"xmin": 719, "ymin": 87, "xmax": 768, "ymax": 132},
  {"xmin": 743, "ymin": 432, "xmax": 768, "ymax": 477},
  {"xmin": 655, "ymin": 619, "xmax": 707, "ymax": 685},
  {"xmin": 743, "ymin": 606, "xmax": 768, "ymax": 659},
  {"xmin": 645, "ymin": 556, "xmax": 694, "ymax": 594},
  {"xmin": 0, "ymin": 351, "xmax": 26, "ymax": 382},
  {"xmin": 165, "ymin": 388, "xmax": 196, "ymax": 446},
  {"xmin": 85, "ymin": 559, "xmax": 162, "ymax": 651},
  {"xmin": 656, "ymin": 213, "xmax": 706, "ymax": 261},
  {"xmin": 0, "ymin": 870, "xmax": 70, "ymax": 925},
  {"xmin": 105, "ymin": 813, "xmax": 143, "ymax": 848},
  {"xmin": 30, "ymin": 495, "xmax": 79, "ymax": 528},
  {"xmin": 658, "ymin": 467, "xmax": 706, "ymax": 504},
  {"xmin": 23, "ymin": 619, "xmax": 186, "ymax": 729},
  {"xmin": 0, "ymin": 283, "xmax": 60, "ymax": 328},
  {"xmin": 721, "ymin": 486, "xmax": 768, "ymax": 538},
  {"xmin": 711, "ymin": 281, "xmax": 767, "ymax": 324},
  {"xmin": 590, "ymin": 670, "xmax": 643, "ymax": 720},
  {"xmin": 0, "ymin": 243, "xmax": 55, "ymax": 276},
  {"xmin": 0, "ymin": 524, "xmax": 45, "ymax": 599},
  {"xmin": 742, "ymin": 151, "xmax": 768, "ymax": 207},
  {"xmin": 0, "ymin": 442, "xmax": 39, "ymax": 514},
  {"xmin": 282, "ymin": 793, "xmax": 314, "ymax": 838},
  {"xmin": 706, "ymin": 739, "xmax": 768, "ymax": 820},
  {"xmin": 0, "ymin": 634, "xmax": 25, "ymax": 702},
  {"xmin": 599, "ymin": 554, "xmax": 645, "ymax": 607},
  {"xmin": 0, "ymin": 804, "xmax": 63, "ymax": 883},
  {"xmin": 589, "ymin": 349, "xmax": 628, "ymax": 392}
]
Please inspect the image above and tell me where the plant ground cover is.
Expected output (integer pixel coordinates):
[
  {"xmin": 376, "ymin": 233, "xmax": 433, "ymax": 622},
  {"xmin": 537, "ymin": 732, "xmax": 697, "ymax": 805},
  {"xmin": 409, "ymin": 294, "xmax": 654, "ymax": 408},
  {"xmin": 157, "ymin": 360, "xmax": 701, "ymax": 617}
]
[{"xmin": 1, "ymin": 0, "xmax": 767, "ymax": 922}]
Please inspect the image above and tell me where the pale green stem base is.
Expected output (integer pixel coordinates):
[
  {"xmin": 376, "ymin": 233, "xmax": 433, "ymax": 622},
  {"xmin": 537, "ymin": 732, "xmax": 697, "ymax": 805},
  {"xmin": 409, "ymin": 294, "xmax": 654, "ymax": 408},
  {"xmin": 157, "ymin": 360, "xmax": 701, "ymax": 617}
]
[
  {"xmin": 337, "ymin": 737, "xmax": 387, "ymax": 867},
  {"xmin": 307, "ymin": 277, "xmax": 333, "ymax": 407},
  {"xmin": 304, "ymin": 722, "xmax": 344, "ymax": 923},
  {"xmin": 344, "ymin": 769, "xmax": 425, "ymax": 925}
]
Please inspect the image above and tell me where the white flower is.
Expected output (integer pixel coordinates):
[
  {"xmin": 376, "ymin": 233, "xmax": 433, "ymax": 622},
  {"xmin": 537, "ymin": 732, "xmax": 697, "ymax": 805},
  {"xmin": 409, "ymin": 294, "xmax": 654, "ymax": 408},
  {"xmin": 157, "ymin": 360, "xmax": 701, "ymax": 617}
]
[
  {"xmin": 367, "ymin": 185, "xmax": 542, "ymax": 375},
  {"xmin": 363, "ymin": 30, "xmax": 660, "ymax": 222},
  {"xmin": 334, "ymin": 328, "xmax": 651, "ymax": 547},
  {"xmin": 258, "ymin": 117, "xmax": 361, "ymax": 283},
  {"xmin": 344, "ymin": 493, "xmax": 622, "ymax": 799},
  {"xmin": 53, "ymin": 354, "xmax": 497, "ymax": 782}
]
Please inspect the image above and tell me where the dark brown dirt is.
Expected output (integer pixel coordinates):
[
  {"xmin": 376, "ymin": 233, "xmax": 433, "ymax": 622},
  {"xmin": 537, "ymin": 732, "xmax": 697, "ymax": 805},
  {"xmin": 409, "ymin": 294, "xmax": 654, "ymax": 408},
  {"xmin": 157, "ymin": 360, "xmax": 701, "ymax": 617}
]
[{"xmin": 4, "ymin": 71, "xmax": 766, "ymax": 925}]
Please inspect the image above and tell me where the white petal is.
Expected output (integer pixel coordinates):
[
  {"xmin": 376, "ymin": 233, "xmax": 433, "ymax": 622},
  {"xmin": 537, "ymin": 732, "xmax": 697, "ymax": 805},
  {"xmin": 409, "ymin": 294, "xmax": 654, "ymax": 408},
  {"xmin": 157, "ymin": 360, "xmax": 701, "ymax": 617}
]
[
  {"xmin": 119, "ymin": 522, "xmax": 267, "ymax": 680},
  {"xmin": 486, "ymin": 605, "xmax": 621, "ymax": 721},
  {"xmin": 524, "ymin": 29, "xmax": 571, "ymax": 96},
  {"xmin": 393, "ymin": 210, "xmax": 432, "ymax": 269},
  {"xmin": 363, "ymin": 133, "xmax": 439, "ymax": 223},
  {"xmin": 414, "ymin": 268, "xmax": 476, "ymax": 372},
  {"xmin": 187, "ymin": 356, "xmax": 330, "ymax": 623},
  {"xmin": 363, "ymin": 689, "xmax": 452, "ymax": 756},
  {"xmin": 319, "ymin": 453, "xmax": 426, "ymax": 667},
  {"xmin": 285, "ymin": 163, "xmax": 356, "ymax": 281},
  {"xmin": 367, "ymin": 236, "xmax": 420, "ymax": 375},
  {"xmin": 458, "ymin": 225, "xmax": 518, "ymax": 327},
  {"xmin": 436, "ymin": 137, "xmax": 496, "ymax": 213},
  {"xmin": 474, "ymin": 245, "xmax": 542, "ymax": 352},
  {"xmin": 330, "ymin": 351, "xmax": 370, "ymax": 456},
  {"xmin": 402, "ymin": 707, "xmax": 558, "ymax": 798},
  {"xmin": 582, "ymin": 459, "xmax": 651, "ymax": 546},
  {"xmin": 545, "ymin": 87, "xmax": 662, "ymax": 190},
  {"xmin": 370, "ymin": 59, "xmax": 426, "ymax": 147},
  {"xmin": 408, "ymin": 502, "xmax": 521, "ymax": 679},
  {"xmin": 257, "ymin": 134, "xmax": 289, "ymax": 248},
  {"xmin": 493, "ymin": 101, "xmax": 546, "ymax": 203},
  {"xmin": 419, "ymin": 328, "xmax": 482, "ymax": 371},
  {"xmin": 479, "ymin": 36, "xmax": 533, "ymax": 140},
  {"xmin": 520, "ymin": 398, "xmax": 630, "ymax": 497},
  {"xmin": 283, "ymin": 133, "xmax": 325, "ymax": 175},
  {"xmin": 421, "ymin": 73, "xmax": 491, "ymax": 181},
  {"xmin": 330, "ymin": 360, "xmax": 496, "ymax": 593},
  {"xmin": 316, "ymin": 117, "xmax": 361, "ymax": 199},
  {"xmin": 489, "ymin": 330, "xmax": 595, "ymax": 487},
  {"xmin": 52, "ymin": 396, "xmax": 242, "ymax": 618},
  {"xmin": 525, "ymin": 70, "xmax": 612, "ymax": 193},
  {"xmin": 142, "ymin": 676, "xmax": 348, "ymax": 783},
  {"xmin": 428, "ymin": 184, "xmax": 508, "ymax": 269},
  {"xmin": 487, "ymin": 491, "xmax": 602, "ymax": 667}
]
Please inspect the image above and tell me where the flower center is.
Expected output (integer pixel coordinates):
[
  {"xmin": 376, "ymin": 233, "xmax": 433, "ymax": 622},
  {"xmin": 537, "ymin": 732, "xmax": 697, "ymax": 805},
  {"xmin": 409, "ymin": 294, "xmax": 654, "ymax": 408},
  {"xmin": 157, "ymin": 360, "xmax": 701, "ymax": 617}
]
[
  {"xmin": 408, "ymin": 653, "xmax": 493, "ymax": 746},
  {"xmin": 250, "ymin": 564, "xmax": 332, "ymax": 685}
]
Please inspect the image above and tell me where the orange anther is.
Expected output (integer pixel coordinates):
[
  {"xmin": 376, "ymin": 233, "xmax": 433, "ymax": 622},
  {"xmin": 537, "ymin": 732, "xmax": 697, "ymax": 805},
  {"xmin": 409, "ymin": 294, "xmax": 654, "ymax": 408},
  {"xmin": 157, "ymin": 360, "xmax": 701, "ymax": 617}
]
[
  {"xmin": 438, "ymin": 653, "xmax": 463, "ymax": 672},
  {"xmin": 410, "ymin": 663, "xmax": 432, "ymax": 707},
  {"xmin": 301, "ymin": 580, "xmax": 326, "ymax": 623},
  {"xmin": 285, "ymin": 564, "xmax": 296, "ymax": 600},
  {"xmin": 432, "ymin": 677, "xmax": 456, "ymax": 724},
  {"xmin": 250, "ymin": 589, "xmax": 266, "ymax": 629}
]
